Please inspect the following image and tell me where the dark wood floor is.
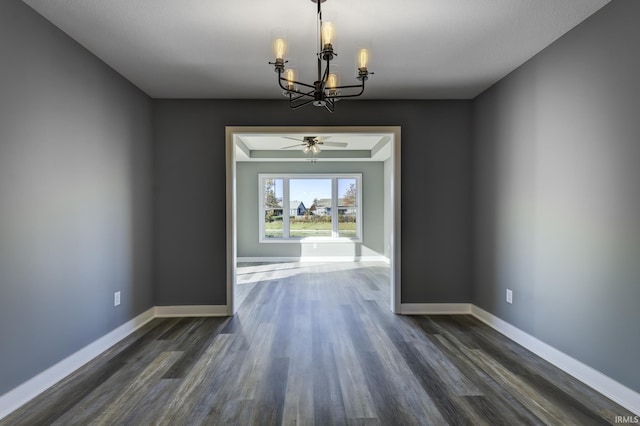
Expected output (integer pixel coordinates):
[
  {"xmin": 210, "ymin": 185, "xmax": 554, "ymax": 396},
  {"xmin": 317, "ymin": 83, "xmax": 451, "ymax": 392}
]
[{"xmin": 2, "ymin": 261, "xmax": 633, "ymax": 425}]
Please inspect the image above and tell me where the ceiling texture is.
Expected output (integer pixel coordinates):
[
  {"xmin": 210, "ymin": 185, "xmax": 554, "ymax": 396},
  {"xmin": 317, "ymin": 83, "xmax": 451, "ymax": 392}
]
[{"xmin": 23, "ymin": 0, "xmax": 610, "ymax": 100}]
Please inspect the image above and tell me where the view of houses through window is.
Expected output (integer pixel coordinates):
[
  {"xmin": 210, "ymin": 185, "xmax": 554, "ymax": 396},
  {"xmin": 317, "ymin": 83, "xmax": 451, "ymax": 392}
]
[{"xmin": 260, "ymin": 174, "xmax": 361, "ymax": 241}]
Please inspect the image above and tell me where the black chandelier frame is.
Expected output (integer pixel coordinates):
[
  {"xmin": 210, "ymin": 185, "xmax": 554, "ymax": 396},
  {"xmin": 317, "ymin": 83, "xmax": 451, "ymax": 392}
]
[{"xmin": 269, "ymin": 0, "xmax": 372, "ymax": 113}]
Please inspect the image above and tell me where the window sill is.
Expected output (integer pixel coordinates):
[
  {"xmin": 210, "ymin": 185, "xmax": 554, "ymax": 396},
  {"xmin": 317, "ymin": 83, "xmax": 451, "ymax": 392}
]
[{"xmin": 259, "ymin": 237, "xmax": 362, "ymax": 244}]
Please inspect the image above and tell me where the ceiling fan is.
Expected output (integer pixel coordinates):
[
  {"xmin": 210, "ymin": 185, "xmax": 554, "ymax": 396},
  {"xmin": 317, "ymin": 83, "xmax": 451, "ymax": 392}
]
[{"xmin": 280, "ymin": 136, "xmax": 348, "ymax": 154}]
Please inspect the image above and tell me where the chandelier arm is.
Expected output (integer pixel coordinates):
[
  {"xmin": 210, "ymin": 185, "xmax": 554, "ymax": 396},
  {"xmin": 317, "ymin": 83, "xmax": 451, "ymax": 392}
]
[
  {"xmin": 289, "ymin": 89, "xmax": 316, "ymax": 102},
  {"xmin": 327, "ymin": 80, "xmax": 366, "ymax": 99},
  {"xmin": 330, "ymin": 91, "xmax": 365, "ymax": 100},
  {"xmin": 277, "ymin": 70, "xmax": 317, "ymax": 92},
  {"xmin": 278, "ymin": 76, "xmax": 316, "ymax": 92},
  {"xmin": 324, "ymin": 99, "xmax": 335, "ymax": 113},
  {"xmin": 290, "ymin": 97, "xmax": 317, "ymax": 110},
  {"xmin": 333, "ymin": 82, "xmax": 366, "ymax": 90}
]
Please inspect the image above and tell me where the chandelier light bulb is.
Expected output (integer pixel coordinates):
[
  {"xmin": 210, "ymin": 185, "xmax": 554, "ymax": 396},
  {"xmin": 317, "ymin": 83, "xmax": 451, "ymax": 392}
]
[
  {"xmin": 327, "ymin": 73, "xmax": 338, "ymax": 89},
  {"xmin": 358, "ymin": 49, "xmax": 369, "ymax": 69},
  {"xmin": 321, "ymin": 22, "xmax": 335, "ymax": 48},
  {"xmin": 285, "ymin": 69, "xmax": 296, "ymax": 90},
  {"xmin": 273, "ymin": 38, "xmax": 287, "ymax": 59},
  {"xmin": 311, "ymin": 144, "xmax": 321, "ymax": 154},
  {"xmin": 303, "ymin": 145, "xmax": 310, "ymax": 154}
]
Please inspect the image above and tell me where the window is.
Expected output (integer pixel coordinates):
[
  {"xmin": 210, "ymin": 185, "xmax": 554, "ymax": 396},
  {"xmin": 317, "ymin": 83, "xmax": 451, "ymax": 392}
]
[{"xmin": 259, "ymin": 174, "xmax": 362, "ymax": 242}]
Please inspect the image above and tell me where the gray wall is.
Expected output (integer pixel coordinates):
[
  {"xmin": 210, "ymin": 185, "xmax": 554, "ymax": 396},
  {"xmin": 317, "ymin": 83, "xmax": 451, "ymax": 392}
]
[
  {"xmin": 472, "ymin": 0, "xmax": 640, "ymax": 392},
  {"xmin": 236, "ymin": 161, "xmax": 385, "ymax": 258},
  {"xmin": 153, "ymin": 100, "xmax": 473, "ymax": 306},
  {"xmin": 0, "ymin": 0, "xmax": 154, "ymax": 395}
]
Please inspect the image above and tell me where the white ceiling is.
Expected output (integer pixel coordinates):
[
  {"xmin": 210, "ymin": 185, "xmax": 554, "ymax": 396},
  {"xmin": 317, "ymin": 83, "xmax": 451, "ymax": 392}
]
[{"xmin": 22, "ymin": 0, "xmax": 610, "ymax": 99}]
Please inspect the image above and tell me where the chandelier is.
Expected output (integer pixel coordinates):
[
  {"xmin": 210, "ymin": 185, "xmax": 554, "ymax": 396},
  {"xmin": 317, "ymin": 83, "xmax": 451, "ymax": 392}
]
[{"xmin": 269, "ymin": 0, "xmax": 372, "ymax": 113}]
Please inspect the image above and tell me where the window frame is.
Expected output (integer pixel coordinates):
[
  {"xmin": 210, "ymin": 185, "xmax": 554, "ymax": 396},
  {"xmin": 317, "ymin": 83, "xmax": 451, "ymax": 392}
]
[{"xmin": 258, "ymin": 173, "xmax": 363, "ymax": 243}]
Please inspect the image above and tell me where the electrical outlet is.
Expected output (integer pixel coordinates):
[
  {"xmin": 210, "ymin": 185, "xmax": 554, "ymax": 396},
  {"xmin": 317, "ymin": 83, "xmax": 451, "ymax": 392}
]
[
  {"xmin": 506, "ymin": 289, "xmax": 513, "ymax": 304},
  {"xmin": 114, "ymin": 291, "xmax": 121, "ymax": 307}
]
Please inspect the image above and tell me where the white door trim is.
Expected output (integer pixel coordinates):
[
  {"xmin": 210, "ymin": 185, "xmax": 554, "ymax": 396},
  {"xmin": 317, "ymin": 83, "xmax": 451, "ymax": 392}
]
[{"xmin": 225, "ymin": 126, "xmax": 402, "ymax": 314}]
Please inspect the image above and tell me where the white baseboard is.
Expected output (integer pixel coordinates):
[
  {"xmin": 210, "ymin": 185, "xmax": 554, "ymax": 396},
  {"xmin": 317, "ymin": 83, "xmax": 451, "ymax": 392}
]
[
  {"xmin": 154, "ymin": 305, "xmax": 230, "ymax": 317},
  {"xmin": 470, "ymin": 305, "xmax": 640, "ymax": 416},
  {"xmin": 237, "ymin": 256, "xmax": 308, "ymax": 263},
  {"xmin": 400, "ymin": 303, "xmax": 472, "ymax": 315},
  {"xmin": 238, "ymin": 256, "xmax": 390, "ymax": 263},
  {"xmin": 0, "ymin": 307, "xmax": 155, "ymax": 420}
]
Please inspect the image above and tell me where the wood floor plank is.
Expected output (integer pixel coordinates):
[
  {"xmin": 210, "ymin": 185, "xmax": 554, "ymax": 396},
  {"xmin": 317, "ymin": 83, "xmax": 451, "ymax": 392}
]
[
  {"xmin": 2, "ymin": 261, "xmax": 634, "ymax": 426},
  {"xmin": 251, "ymin": 356, "xmax": 289, "ymax": 426},
  {"xmin": 92, "ymin": 350, "xmax": 183, "ymax": 425},
  {"xmin": 50, "ymin": 339, "xmax": 172, "ymax": 426},
  {"xmin": 333, "ymin": 329, "xmax": 378, "ymax": 421},
  {"xmin": 153, "ymin": 333, "xmax": 234, "ymax": 425},
  {"xmin": 281, "ymin": 290, "xmax": 315, "ymax": 425},
  {"xmin": 462, "ymin": 395, "xmax": 521, "ymax": 426},
  {"xmin": 236, "ymin": 322, "xmax": 277, "ymax": 402},
  {"xmin": 118, "ymin": 378, "xmax": 181, "ymax": 426},
  {"xmin": 312, "ymin": 341, "xmax": 347, "ymax": 425},
  {"xmin": 213, "ymin": 398, "xmax": 256, "ymax": 426},
  {"xmin": 468, "ymin": 347, "xmax": 588, "ymax": 425},
  {"xmin": 344, "ymin": 308, "xmax": 446, "ymax": 424},
  {"xmin": 161, "ymin": 316, "xmax": 228, "ymax": 379},
  {"xmin": 394, "ymin": 340, "xmax": 484, "ymax": 425},
  {"xmin": 408, "ymin": 327, "xmax": 483, "ymax": 397},
  {"xmin": 436, "ymin": 316, "xmax": 617, "ymax": 424},
  {"xmin": 421, "ymin": 325, "xmax": 546, "ymax": 425},
  {"xmin": 458, "ymin": 315, "xmax": 624, "ymax": 422}
]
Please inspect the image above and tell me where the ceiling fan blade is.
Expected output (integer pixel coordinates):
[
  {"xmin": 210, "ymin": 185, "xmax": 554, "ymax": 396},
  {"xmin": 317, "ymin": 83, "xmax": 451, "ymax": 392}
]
[
  {"xmin": 282, "ymin": 137, "xmax": 304, "ymax": 142},
  {"xmin": 320, "ymin": 142, "xmax": 348, "ymax": 148},
  {"xmin": 281, "ymin": 143, "xmax": 304, "ymax": 149}
]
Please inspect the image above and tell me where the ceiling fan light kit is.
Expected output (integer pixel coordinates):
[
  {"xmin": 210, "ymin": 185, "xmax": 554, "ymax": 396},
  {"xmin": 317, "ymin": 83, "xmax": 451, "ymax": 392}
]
[
  {"xmin": 269, "ymin": 0, "xmax": 373, "ymax": 113},
  {"xmin": 281, "ymin": 135, "xmax": 349, "ymax": 154}
]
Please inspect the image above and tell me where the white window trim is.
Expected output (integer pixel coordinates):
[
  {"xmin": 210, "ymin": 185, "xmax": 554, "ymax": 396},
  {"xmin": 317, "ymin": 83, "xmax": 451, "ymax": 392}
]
[{"xmin": 258, "ymin": 173, "xmax": 363, "ymax": 243}]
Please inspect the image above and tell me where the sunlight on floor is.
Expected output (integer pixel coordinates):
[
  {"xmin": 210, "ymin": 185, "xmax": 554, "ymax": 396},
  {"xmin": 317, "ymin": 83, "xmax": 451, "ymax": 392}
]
[
  {"xmin": 236, "ymin": 261, "xmax": 388, "ymax": 285},
  {"xmin": 235, "ymin": 261, "xmax": 391, "ymax": 311}
]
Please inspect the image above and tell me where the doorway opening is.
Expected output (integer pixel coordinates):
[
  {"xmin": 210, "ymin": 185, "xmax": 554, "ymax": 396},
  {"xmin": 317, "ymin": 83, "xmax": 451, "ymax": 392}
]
[{"xmin": 225, "ymin": 126, "xmax": 401, "ymax": 314}]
